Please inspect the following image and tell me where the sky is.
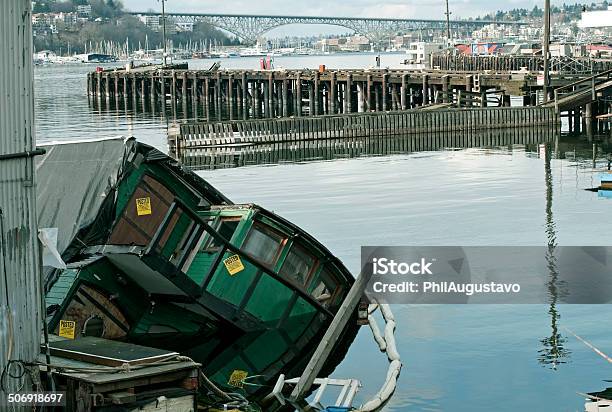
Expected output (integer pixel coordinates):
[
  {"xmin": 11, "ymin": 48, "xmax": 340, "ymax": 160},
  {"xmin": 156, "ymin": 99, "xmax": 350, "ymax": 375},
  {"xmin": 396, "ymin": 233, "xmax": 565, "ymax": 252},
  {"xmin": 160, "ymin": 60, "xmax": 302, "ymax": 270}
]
[{"xmin": 122, "ymin": 0, "xmax": 561, "ymax": 20}]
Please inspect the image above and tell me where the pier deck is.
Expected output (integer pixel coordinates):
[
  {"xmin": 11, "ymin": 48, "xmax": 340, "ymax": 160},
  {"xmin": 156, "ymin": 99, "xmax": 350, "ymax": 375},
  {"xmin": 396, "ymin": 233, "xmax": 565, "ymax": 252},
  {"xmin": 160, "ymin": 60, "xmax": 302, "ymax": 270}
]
[{"xmin": 88, "ymin": 66, "xmax": 548, "ymax": 120}]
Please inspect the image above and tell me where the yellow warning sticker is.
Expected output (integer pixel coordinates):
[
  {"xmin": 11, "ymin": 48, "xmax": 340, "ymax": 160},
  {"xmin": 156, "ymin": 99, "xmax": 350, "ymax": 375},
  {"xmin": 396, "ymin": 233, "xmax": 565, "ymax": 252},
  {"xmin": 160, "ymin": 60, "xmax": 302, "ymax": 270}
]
[
  {"xmin": 228, "ymin": 370, "xmax": 248, "ymax": 388},
  {"xmin": 136, "ymin": 197, "xmax": 152, "ymax": 216},
  {"xmin": 59, "ymin": 320, "xmax": 76, "ymax": 339},
  {"xmin": 223, "ymin": 255, "xmax": 245, "ymax": 276}
]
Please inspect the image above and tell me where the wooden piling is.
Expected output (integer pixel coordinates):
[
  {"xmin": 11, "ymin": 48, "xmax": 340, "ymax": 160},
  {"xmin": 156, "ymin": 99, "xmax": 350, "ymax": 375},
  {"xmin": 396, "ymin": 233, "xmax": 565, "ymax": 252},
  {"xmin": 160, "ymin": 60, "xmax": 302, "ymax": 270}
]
[
  {"xmin": 401, "ymin": 74, "xmax": 407, "ymax": 110},
  {"xmin": 241, "ymin": 72, "xmax": 247, "ymax": 116},
  {"xmin": 382, "ymin": 72, "xmax": 388, "ymax": 111},
  {"xmin": 282, "ymin": 78, "xmax": 289, "ymax": 117},
  {"xmin": 422, "ymin": 74, "xmax": 429, "ymax": 105},
  {"xmin": 345, "ymin": 74, "xmax": 352, "ymax": 113},
  {"xmin": 296, "ymin": 72, "xmax": 302, "ymax": 116},
  {"xmin": 330, "ymin": 72, "xmax": 337, "ymax": 114},
  {"xmin": 314, "ymin": 72, "xmax": 320, "ymax": 115}
]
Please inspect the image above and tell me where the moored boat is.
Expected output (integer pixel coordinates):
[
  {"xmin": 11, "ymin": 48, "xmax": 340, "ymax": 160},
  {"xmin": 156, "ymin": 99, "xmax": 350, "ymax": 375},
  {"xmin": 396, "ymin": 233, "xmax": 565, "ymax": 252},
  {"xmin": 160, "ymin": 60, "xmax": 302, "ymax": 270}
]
[{"xmin": 598, "ymin": 171, "xmax": 612, "ymax": 198}]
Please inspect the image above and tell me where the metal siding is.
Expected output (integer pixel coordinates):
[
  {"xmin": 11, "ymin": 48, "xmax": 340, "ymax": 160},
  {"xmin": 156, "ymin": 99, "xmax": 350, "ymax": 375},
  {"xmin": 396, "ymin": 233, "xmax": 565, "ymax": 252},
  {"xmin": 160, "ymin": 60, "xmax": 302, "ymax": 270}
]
[{"xmin": 0, "ymin": 0, "xmax": 42, "ymax": 403}]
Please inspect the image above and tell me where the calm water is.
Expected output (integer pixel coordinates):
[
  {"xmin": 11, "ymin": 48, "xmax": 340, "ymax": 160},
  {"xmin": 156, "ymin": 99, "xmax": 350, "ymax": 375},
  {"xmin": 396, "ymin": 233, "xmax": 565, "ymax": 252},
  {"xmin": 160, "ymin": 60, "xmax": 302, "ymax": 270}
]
[{"xmin": 34, "ymin": 54, "xmax": 612, "ymax": 412}]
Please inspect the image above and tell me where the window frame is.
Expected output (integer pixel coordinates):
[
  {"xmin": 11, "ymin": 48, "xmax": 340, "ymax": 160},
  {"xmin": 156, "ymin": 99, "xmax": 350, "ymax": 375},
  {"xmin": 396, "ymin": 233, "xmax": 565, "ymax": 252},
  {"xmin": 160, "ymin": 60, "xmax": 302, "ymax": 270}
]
[
  {"xmin": 202, "ymin": 216, "xmax": 243, "ymax": 252},
  {"xmin": 279, "ymin": 241, "xmax": 320, "ymax": 288},
  {"xmin": 241, "ymin": 221, "xmax": 287, "ymax": 268},
  {"xmin": 309, "ymin": 265, "xmax": 343, "ymax": 308}
]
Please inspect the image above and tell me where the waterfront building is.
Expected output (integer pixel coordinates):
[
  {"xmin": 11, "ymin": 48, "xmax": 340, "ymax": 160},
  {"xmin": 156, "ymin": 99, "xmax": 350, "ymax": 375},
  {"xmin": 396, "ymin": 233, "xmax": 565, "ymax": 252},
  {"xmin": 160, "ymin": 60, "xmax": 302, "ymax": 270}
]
[
  {"xmin": 579, "ymin": 6, "xmax": 612, "ymax": 28},
  {"xmin": 406, "ymin": 42, "xmax": 445, "ymax": 64}
]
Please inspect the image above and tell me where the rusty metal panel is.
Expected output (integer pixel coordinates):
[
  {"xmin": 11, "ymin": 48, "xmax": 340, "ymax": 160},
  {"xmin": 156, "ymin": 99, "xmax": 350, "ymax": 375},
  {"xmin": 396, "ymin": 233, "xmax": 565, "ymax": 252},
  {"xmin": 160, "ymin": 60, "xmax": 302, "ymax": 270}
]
[{"xmin": 0, "ymin": 0, "xmax": 42, "ymax": 403}]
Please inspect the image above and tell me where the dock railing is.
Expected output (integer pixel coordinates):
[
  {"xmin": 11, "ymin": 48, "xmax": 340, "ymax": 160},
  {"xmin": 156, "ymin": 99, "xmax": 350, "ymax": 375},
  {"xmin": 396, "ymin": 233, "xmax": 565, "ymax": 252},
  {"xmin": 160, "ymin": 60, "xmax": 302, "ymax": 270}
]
[{"xmin": 553, "ymin": 68, "xmax": 612, "ymax": 110}]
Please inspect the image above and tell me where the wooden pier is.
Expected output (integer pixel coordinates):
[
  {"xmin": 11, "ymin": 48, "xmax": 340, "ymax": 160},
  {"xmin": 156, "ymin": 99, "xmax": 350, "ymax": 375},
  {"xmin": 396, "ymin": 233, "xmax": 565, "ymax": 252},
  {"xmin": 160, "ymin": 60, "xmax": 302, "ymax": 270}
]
[
  {"xmin": 430, "ymin": 55, "xmax": 612, "ymax": 74},
  {"xmin": 88, "ymin": 66, "xmax": 542, "ymax": 121},
  {"xmin": 167, "ymin": 106, "xmax": 560, "ymax": 152},
  {"xmin": 89, "ymin": 64, "xmax": 612, "ymax": 139},
  {"xmin": 171, "ymin": 125, "xmax": 558, "ymax": 170}
]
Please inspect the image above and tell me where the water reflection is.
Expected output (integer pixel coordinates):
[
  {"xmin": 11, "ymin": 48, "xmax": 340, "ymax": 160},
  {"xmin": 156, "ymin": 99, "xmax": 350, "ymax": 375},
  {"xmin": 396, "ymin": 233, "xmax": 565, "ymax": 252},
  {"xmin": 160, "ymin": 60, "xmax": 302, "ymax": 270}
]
[
  {"xmin": 172, "ymin": 127, "xmax": 558, "ymax": 170},
  {"xmin": 537, "ymin": 142, "xmax": 571, "ymax": 370}
]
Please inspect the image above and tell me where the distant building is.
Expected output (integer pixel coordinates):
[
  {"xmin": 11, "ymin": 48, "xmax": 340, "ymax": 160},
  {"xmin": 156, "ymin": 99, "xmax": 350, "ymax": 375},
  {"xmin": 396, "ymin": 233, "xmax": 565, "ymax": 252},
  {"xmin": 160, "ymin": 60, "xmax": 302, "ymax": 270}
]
[
  {"xmin": 587, "ymin": 44, "xmax": 612, "ymax": 58},
  {"xmin": 406, "ymin": 42, "xmax": 444, "ymax": 64},
  {"xmin": 472, "ymin": 23, "xmax": 520, "ymax": 41},
  {"xmin": 34, "ymin": 50, "xmax": 57, "ymax": 62},
  {"xmin": 55, "ymin": 12, "xmax": 77, "ymax": 26},
  {"xmin": 138, "ymin": 14, "xmax": 177, "ymax": 34},
  {"xmin": 32, "ymin": 13, "xmax": 51, "ymax": 26},
  {"xmin": 76, "ymin": 5, "xmax": 92, "ymax": 18},
  {"xmin": 316, "ymin": 36, "xmax": 370, "ymax": 52},
  {"xmin": 318, "ymin": 39, "xmax": 337, "ymax": 52},
  {"xmin": 579, "ymin": 6, "xmax": 612, "ymax": 28},
  {"xmin": 176, "ymin": 22, "xmax": 194, "ymax": 32},
  {"xmin": 392, "ymin": 34, "xmax": 421, "ymax": 50},
  {"xmin": 549, "ymin": 43, "xmax": 572, "ymax": 57},
  {"xmin": 345, "ymin": 36, "xmax": 371, "ymax": 52},
  {"xmin": 138, "ymin": 15, "xmax": 160, "ymax": 31}
]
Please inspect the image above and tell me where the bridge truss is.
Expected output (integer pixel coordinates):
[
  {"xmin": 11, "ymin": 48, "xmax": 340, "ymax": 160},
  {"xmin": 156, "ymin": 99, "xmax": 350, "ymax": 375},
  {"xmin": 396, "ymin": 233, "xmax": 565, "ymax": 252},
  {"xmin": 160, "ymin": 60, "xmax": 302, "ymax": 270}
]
[{"xmin": 130, "ymin": 12, "xmax": 526, "ymax": 45}]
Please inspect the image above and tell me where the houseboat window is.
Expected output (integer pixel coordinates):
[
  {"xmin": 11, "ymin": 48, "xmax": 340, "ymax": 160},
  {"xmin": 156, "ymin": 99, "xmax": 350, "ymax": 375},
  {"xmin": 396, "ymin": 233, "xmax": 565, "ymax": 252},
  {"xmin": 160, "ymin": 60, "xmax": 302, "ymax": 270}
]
[
  {"xmin": 152, "ymin": 206, "xmax": 205, "ymax": 270},
  {"xmin": 242, "ymin": 223, "xmax": 284, "ymax": 266},
  {"xmin": 310, "ymin": 268, "xmax": 339, "ymax": 308},
  {"xmin": 204, "ymin": 218, "xmax": 240, "ymax": 250},
  {"xmin": 168, "ymin": 219, "xmax": 200, "ymax": 266},
  {"xmin": 280, "ymin": 244, "xmax": 316, "ymax": 286}
]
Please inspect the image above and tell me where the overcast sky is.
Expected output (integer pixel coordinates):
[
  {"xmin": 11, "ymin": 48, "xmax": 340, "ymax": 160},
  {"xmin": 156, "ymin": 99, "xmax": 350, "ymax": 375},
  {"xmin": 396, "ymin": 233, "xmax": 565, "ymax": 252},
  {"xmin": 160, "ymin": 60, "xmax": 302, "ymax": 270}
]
[{"xmin": 122, "ymin": 0, "xmax": 560, "ymax": 20}]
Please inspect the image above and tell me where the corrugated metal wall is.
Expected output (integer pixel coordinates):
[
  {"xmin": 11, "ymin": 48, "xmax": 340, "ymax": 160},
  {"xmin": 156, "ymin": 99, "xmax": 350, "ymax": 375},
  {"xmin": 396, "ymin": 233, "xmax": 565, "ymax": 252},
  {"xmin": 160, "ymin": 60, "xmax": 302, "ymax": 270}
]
[{"xmin": 0, "ymin": 0, "xmax": 42, "ymax": 403}]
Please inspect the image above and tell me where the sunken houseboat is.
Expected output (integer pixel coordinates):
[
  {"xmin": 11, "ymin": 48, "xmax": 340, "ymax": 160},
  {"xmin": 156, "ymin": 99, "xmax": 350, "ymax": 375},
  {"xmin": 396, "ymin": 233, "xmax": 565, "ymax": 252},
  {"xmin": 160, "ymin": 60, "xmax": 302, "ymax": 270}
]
[{"xmin": 38, "ymin": 137, "xmax": 360, "ymax": 406}]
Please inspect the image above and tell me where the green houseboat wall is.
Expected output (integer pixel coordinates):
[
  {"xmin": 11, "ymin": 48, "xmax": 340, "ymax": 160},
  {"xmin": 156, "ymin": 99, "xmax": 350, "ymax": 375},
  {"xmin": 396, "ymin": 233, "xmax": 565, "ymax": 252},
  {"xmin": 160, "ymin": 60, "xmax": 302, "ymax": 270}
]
[{"xmin": 44, "ymin": 138, "xmax": 360, "ymax": 400}]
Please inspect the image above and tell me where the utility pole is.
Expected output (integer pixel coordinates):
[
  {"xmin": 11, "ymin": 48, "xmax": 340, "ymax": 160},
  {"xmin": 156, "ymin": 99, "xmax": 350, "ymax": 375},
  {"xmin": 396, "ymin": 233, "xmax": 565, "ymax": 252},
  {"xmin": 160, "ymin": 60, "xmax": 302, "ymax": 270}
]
[
  {"xmin": 0, "ymin": 0, "xmax": 43, "ymax": 405},
  {"xmin": 445, "ymin": 0, "xmax": 451, "ymax": 44},
  {"xmin": 543, "ymin": 0, "xmax": 551, "ymax": 102},
  {"xmin": 161, "ymin": 0, "xmax": 167, "ymax": 66}
]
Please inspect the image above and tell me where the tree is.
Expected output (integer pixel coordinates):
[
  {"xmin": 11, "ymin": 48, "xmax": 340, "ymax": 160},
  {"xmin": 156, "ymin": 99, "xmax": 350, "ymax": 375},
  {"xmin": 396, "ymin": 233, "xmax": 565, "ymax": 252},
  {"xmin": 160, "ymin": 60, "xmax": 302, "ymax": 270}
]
[
  {"xmin": 33, "ymin": 2, "xmax": 50, "ymax": 13},
  {"xmin": 52, "ymin": 2, "xmax": 76, "ymax": 13},
  {"xmin": 90, "ymin": 0, "xmax": 123, "ymax": 18},
  {"xmin": 530, "ymin": 5, "xmax": 544, "ymax": 17}
]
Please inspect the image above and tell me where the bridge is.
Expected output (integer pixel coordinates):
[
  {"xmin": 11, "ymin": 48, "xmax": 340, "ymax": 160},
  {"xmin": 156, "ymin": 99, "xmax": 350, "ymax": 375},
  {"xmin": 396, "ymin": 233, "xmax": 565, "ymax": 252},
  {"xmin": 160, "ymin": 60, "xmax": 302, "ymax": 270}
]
[{"xmin": 129, "ymin": 11, "xmax": 526, "ymax": 45}]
